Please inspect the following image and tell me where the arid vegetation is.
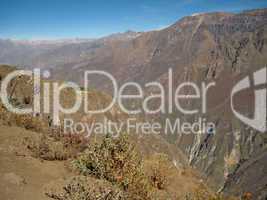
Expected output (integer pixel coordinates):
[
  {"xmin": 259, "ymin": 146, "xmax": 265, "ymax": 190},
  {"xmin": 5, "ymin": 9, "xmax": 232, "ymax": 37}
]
[
  {"xmin": 73, "ymin": 134, "xmax": 152, "ymax": 199},
  {"xmin": 0, "ymin": 65, "xmax": 246, "ymax": 199}
]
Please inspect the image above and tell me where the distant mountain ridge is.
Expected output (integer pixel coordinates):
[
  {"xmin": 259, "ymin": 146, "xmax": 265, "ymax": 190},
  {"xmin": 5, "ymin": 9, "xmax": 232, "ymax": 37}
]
[{"xmin": 0, "ymin": 30, "xmax": 143, "ymax": 69}]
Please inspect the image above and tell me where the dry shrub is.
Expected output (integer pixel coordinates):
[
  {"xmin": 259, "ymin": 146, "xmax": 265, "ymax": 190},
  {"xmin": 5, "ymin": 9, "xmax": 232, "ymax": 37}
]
[
  {"xmin": 0, "ymin": 101, "xmax": 50, "ymax": 134},
  {"xmin": 0, "ymin": 105, "xmax": 88, "ymax": 160},
  {"xmin": 73, "ymin": 134, "xmax": 153, "ymax": 199},
  {"xmin": 0, "ymin": 103, "xmax": 88, "ymax": 160},
  {"xmin": 24, "ymin": 134, "xmax": 72, "ymax": 161},
  {"xmin": 61, "ymin": 133, "xmax": 88, "ymax": 152},
  {"xmin": 241, "ymin": 192, "xmax": 253, "ymax": 200},
  {"xmin": 11, "ymin": 114, "xmax": 45, "ymax": 132},
  {"xmin": 0, "ymin": 104, "xmax": 9, "ymax": 124},
  {"xmin": 144, "ymin": 153, "xmax": 171, "ymax": 190},
  {"xmin": 0, "ymin": 101, "xmax": 47, "ymax": 132},
  {"xmin": 45, "ymin": 176, "xmax": 126, "ymax": 200}
]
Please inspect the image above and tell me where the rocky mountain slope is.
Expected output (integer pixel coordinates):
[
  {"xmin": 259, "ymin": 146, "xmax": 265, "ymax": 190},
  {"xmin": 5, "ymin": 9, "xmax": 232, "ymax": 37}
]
[
  {"xmin": 54, "ymin": 9, "xmax": 267, "ymax": 198},
  {"xmin": 0, "ymin": 31, "xmax": 140, "ymax": 70},
  {"xmin": 1, "ymin": 8, "xmax": 267, "ymax": 199},
  {"xmin": 23, "ymin": 9, "xmax": 267, "ymax": 198},
  {"xmin": 0, "ymin": 65, "xmax": 214, "ymax": 200}
]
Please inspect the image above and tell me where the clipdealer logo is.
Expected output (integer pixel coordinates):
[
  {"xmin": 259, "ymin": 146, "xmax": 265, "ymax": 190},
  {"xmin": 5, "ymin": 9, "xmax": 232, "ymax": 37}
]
[
  {"xmin": 0, "ymin": 68, "xmax": 216, "ymax": 135},
  {"xmin": 1, "ymin": 66, "xmax": 266, "ymax": 134},
  {"xmin": 231, "ymin": 67, "xmax": 266, "ymax": 132}
]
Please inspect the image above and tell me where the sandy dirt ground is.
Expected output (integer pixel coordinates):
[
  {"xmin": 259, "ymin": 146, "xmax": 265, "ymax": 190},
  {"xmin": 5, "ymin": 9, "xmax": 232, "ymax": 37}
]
[{"xmin": 0, "ymin": 126, "xmax": 71, "ymax": 200}]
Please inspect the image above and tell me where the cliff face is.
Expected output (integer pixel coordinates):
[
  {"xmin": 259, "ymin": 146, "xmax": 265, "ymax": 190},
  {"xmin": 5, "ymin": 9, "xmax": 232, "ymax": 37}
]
[
  {"xmin": 1, "ymin": 8, "xmax": 267, "ymax": 199},
  {"xmin": 53, "ymin": 9, "xmax": 267, "ymax": 198},
  {"xmin": 165, "ymin": 9, "xmax": 267, "ymax": 197}
]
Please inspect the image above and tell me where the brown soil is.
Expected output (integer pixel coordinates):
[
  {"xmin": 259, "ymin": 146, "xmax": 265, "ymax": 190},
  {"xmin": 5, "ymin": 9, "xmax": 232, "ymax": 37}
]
[{"xmin": 0, "ymin": 126, "xmax": 72, "ymax": 200}]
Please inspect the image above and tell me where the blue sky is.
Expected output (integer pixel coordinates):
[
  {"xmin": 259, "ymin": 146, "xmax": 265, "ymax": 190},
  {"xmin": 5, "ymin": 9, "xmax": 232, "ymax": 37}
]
[{"xmin": 0, "ymin": 0, "xmax": 267, "ymax": 39}]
